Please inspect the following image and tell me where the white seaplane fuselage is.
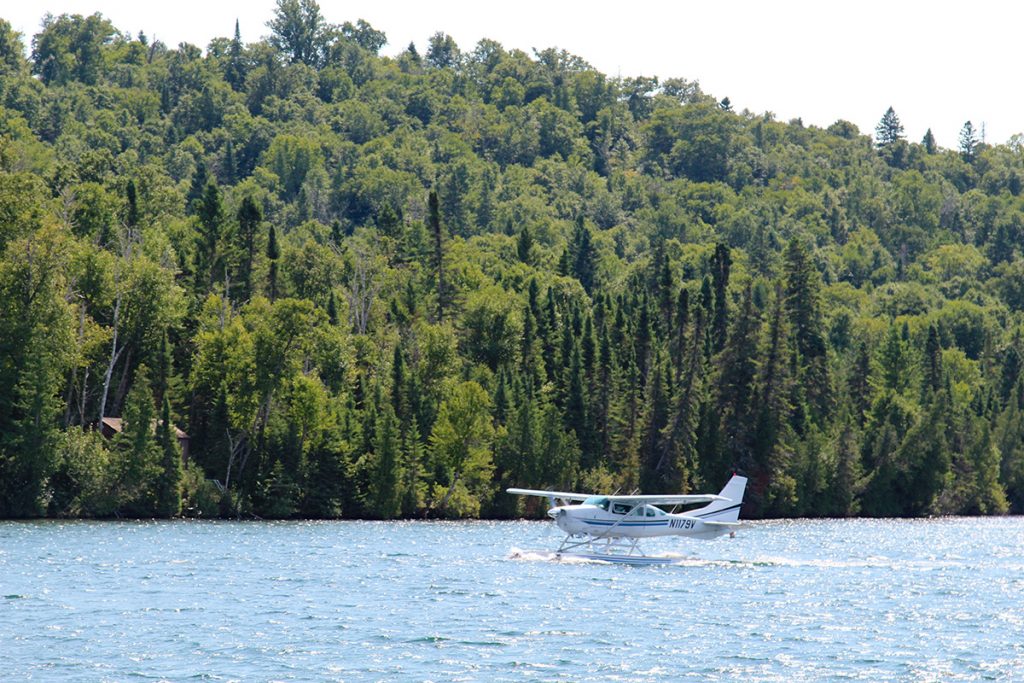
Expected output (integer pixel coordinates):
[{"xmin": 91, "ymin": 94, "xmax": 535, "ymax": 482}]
[
  {"xmin": 548, "ymin": 497, "xmax": 734, "ymax": 540},
  {"xmin": 507, "ymin": 475, "xmax": 747, "ymax": 563}
]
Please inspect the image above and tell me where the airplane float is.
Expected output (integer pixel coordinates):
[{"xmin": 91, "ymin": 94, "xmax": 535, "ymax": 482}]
[{"xmin": 507, "ymin": 474, "xmax": 747, "ymax": 565}]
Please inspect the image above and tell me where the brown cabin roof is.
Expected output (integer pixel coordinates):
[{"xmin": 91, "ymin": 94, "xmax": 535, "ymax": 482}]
[{"xmin": 100, "ymin": 416, "xmax": 189, "ymax": 440}]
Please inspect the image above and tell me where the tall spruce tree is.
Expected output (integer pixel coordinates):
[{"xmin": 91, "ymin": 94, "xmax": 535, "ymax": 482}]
[
  {"xmin": 875, "ymin": 106, "xmax": 904, "ymax": 147},
  {"xmin": 267, "ymin": 224, "xmax": 280, "ymax": 301},
  {"xmin": 236, "ymin": 196, "xmax": 262, "ymax": 301},
  {"xmin": 155, "ymin": 395, "xmax": 183, "ymax": 518},
  {"xmin": 429, "ymin": 190, "xmax": 447, "ymax": 322},
  {"xmin": 783, "ymin": 238, "xmax": 831, "ymax": 423},
  {"xmin": 711, "ymin": 243, "xmax": 731, "ymax": 352},
  {"xmin": 959, "ymin": 120, "xmax": 979, "ymax": 162}
]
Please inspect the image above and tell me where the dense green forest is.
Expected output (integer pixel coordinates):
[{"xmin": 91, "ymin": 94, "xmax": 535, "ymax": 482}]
[{"xmin": 2, "ymin": 2, "xmax": 1023, "ymax": 520}]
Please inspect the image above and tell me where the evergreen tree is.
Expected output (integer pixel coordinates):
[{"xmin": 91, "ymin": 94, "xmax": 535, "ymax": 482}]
[
  {"xmin": 400, "ymin": 423, "xmax": 426, "ymax": 516},
  {"xmin": 224, "ymin": 19, "xmax": 247, "ymax": 91},
  {"xmin": 639, "ymin": 354, "xmax": 672, "ymax": 492},
  {"xmin": 830, "ymin": 420, "xmax": 862, "ymax": 516},
  {"xmin": 875, "ymin": 106, "xmax": 904, "ymax": 147},
  {"xmin": 195, "ymin": 182, "xmax": 225, "ymax": 291},
  {"xmin": 235, "ymin": 196, "xmax": 262, "ymax": 302},
  {"xmin": 516, "ymin": 224, "xmax": 533, "ymax": 264},
  {"xmin": 848, "ymin": 342, "xmax": 873, "ymax": 426},
  {"xmin": 369, "ymin": 401, "xmax": 402, "ymax": 519},
  {"xmin": 716, "ymin": 284, "xmax": 761, "ymax": 476},
  {"xmin": 783, "ymin": 238, "xmax": 831, "ymax": 423},
  {"xmin": 959, "ymin": 120, "xmax": 979, "ymax": 162},
  {"xmin": 564, "ymin": 345, "xmax": 590, "ymax": 466},
  {"xmin": 327, "ymin": 290, "xmax": 338, "ymax": 325},
  {"xmin": 750, "ymin": 287, "xmax": 796, "ymax": 516},
  {"xmin": 922, "ymin": 128, "xmax": 937, "ymax": 154},
  {"xmin": 117, "ymin": 365, "xmax": 160, "ymax": 515},
  {"xmin": 660, "ymin": 309, "xmax": 707, "ymax": 492},
  {"xmin": 125, "ymin": 179, "xmax": 139, "ymax": 228},
  {"xmin": 923, "ymin": 324, "xmax": 943, "ymax": 396},
  {"xmin": 429, "ymin": 190, "xmax": 446, "ymax": 322},
  {"xmin": 897, "ymin": 390, "xmax": 952, "ymax": 515},
  {"xmin": 711, "ymin": 243, "xmax": 731, "ymax": 351},
  {"xmin": 187, "ymin": 162, "xmax": 209, "ymax": 214},
  {"xmin": 267, "ymin": 224, "xmax": 280, "ymax": 301},
  {"xmin": 879, "ymin": 325, "xmax": 911, "ymax": 394},
  {"xmin": 569, "ymin": 214, "xmax": 596, "ymax": 293},
  {"xmin": 155, "ymin": 395, "xmax": 183, "ymax": 517}
]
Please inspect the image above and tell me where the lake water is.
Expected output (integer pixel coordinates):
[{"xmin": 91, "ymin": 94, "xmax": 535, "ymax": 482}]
[{"xmin": 2, "ymin": 517, "xmax": 1023, "ymax": 681}]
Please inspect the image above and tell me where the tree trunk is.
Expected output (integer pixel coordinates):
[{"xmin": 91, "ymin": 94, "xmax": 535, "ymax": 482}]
[{"xmin": 98, "ymin": 293, "xmax": 122, "ymax": 421}]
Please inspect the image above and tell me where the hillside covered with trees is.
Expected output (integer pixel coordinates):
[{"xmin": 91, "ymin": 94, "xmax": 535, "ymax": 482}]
[{"xmin": 2, "ymin": 2, "xmax": 1023, "ymax": 519}]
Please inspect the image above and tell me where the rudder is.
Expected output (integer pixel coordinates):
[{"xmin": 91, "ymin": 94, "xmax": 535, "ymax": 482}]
[{"xmin": 691, "ymin": 474, "xmax": 747, "ymax": 522}]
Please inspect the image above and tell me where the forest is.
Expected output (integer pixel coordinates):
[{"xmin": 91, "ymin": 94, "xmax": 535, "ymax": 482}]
[{"xmin": 1, "ymin": 1, "xmax": 1023, "ymax": 520}]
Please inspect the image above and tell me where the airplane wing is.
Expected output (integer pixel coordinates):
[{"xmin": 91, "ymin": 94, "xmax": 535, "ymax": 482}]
[
  {"xmin": 506, "ymin": 489, "xmax": 730, "ymax": 505},
  {"xmin": 506, "ymin": 488, "xmax": 593, "ymax": 502},
  {"xmin": 604, "ymin": 494, "xmax": 729, "ymax": 505}
]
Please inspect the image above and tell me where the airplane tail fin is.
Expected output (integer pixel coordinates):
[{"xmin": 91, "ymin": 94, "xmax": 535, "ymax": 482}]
[{"xmin": 691, "ymin": 474, "xmax": 747, "ymax": 523}]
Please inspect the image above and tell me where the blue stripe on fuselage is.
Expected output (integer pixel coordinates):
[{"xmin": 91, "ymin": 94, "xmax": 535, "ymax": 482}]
[{"xmin": 582, "ymin": 520, "xmax": 671, "ymax": 526}]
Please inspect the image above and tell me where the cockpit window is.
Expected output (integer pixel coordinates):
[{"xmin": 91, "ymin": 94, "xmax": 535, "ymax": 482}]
[
  {"xmin": 611, "ymin": 503, "xmax": 633, "ymax": 515},
  {"xmin": 583, "ymin": 496, "xmax": 609, "ymax": 510}
]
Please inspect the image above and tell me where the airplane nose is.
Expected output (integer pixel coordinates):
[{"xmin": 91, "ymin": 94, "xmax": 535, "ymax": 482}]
[{"xmin": 547, "ymin": 507, "xmax": 560, "ymax": 519}]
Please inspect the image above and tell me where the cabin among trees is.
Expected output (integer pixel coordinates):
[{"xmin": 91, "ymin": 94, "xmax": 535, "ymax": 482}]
[{"xmin": 99, "ymin": 417, "xmax": 191, "ymax": 462}]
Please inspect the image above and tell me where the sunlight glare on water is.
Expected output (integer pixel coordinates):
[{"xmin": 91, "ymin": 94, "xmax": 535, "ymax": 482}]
[{"xmin": 1, "ymin": 517, "xmax": 1023, "ymax": 681}]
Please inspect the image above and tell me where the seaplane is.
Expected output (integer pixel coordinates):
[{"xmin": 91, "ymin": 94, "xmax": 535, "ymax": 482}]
[{"xmin": 507, "ymin": 474, "xmax": 747, "ymax": 565}]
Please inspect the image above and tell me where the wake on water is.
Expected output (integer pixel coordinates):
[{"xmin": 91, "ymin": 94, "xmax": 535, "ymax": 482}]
[{"xmin": 505, "ymin": 547, "xmax": 1019, "ymax": 571}]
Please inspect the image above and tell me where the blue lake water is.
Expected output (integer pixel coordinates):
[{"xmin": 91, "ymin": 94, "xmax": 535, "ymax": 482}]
[{"xmin": 2, "ymin": 517, "xmax": 1023, "ymax": 681}]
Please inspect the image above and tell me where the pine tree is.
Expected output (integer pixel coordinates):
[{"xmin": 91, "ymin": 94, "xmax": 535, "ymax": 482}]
[
  {"xmin": 711, "ymin": 243, "xmax": 731, "ymax": 352},
  {"xmin": 716, "ymin": 284, "xmax": 761, "ymax": 476},
  {"xmin": 225, "ymin": 20, "xmax": 246, "ymax": 90},
  {"xmin": 195, "ymin": 182, "xmax": 225, "ymax": 291},
  {"xmin": 923, "ymin": 324, "xmax": 943, "ymax": 396},
  {"xmin": 879, "ymin": 325, "xmax": 911, "ymax": 393},
  {"xmin": 848, "ymin": 342, "xmax": 873, "ymax": 425},
  {"xmin": 516, "ymin": 224, "xmax": 533, "ymax": 264},
  {"xmin": 542, "ymin": 287, "xmax": 558, "ymax": 382},
  {"xmin": 783, "ymin": 237, "xmax": 831, "ymax": 423},
  {"xmin": 959, "ymin": 121, "xmax": 979, "ymax": 162},
  {"xmin": 875, "ymin": 106, "xmax": 904, "ymax": 147},
  {"xmin": 830, "ymin": 420, "xmax": 862, "ymax": 516},
  {"xmin": 117, "ymin": 365, "xmax": 160, "ymax": 515},
  {"xmin": 267, "ymin": 224, "xmax": 279, "ymax": 301},
  {"xmin": 569, "ymin": 214, "xmax": 595, "ymax": 293},
  {"xmin": 750, "ymin": 287, "xmax": 796, "ymax": 516},
  {"xmin": 236, "ymin": 196, "xmax": 262, "ymax": 301},
  {"xmin": 370, "ymin": 402, "xmax": 402, "ymax": 519},
  {"xmin": 897, "ymin": 389, "xmax": 952, "ymax": 515},
  {"xmin": 922, "ymin": 128, "xmax": 937, "ymax": 154},
  {"xmin": 155, "ymin": 395, "xmax": 183, "ymax": 517},
  {"xmin": 327, "ymin": 290, "xmax": 338, "ymax": 325},
  {"xmin": 125, "ymin": 179, "xmax": 139, "ymax": 228},
  {"xmin": 639, "ymin": 353, "xmax": 672, "ymax": 492},
  {"xmin": 673, "ymin": 288, "xmax": 690, "ymax": 368},
  {"xmin": 400, "ymin": 422, "xmax": 426, "ymax": 516},
  {"xmin": 429, "ymin": 189, "xmax": 446, "ymax": 322},
  {"xmin": 659, "ymin": 309, "xmax": 707, "ymax": 493},
  {"xmin": 565, "ymin": 345, "xmax": 590, "ymax": 466},
  {"xmin": 186, "ymin": 162, "xmax": 209, "ymax": 214}
]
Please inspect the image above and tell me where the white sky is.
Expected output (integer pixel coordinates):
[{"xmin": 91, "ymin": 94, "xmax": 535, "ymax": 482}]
[{"xmin": 5, "ymin": 1, "xmax": 1022, "ymax": 149}]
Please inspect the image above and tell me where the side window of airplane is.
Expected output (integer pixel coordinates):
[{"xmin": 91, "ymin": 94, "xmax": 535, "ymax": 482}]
[
  {"xmin": 646, "ymin": 507, "xmax": 655, "ymax": 517},
  {"xmin": 612, "ymin": 503, "xmax": 631, "ymax": 515}
]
